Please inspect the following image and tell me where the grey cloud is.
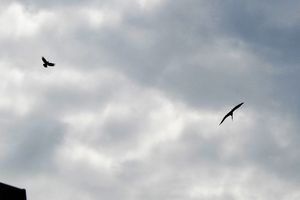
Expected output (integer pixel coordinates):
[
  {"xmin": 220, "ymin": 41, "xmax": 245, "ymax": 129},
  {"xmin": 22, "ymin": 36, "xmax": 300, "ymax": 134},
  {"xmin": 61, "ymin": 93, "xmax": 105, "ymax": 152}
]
[
  {"xmin": 0, "ymin": 111, "xmax": 65, "ymax": 176},
  {"xmin": 48, "ymin": 0, "xmax": 274, "ymax": 110},
  {"xmin": 1, "ymin": 1, "xmax": 300, "ymax": 200},
  {"xmin": 3, "ymin": 0, "xmax": 92, "ymax": 9},
  {"xmin": 216, "ymin": 0, "xmax": 300, "ymax": 66}
]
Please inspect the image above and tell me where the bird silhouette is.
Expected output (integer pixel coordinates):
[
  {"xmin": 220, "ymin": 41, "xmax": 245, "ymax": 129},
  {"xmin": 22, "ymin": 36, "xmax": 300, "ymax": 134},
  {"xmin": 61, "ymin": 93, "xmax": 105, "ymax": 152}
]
[
  {"xmin": 42, "ymin": 57, "xmax": 55, "ymax": 68},
  {"xmin": 219, "ymin": 102, "xmax": 244, "ymax": 125}
]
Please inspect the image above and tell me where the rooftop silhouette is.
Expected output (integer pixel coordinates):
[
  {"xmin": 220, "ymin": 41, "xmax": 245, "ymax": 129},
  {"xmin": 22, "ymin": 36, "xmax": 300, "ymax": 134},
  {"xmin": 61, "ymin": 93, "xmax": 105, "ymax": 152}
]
[{"xmin": 0, "ymin": 182, "xmax": 26, "ymax": 200}]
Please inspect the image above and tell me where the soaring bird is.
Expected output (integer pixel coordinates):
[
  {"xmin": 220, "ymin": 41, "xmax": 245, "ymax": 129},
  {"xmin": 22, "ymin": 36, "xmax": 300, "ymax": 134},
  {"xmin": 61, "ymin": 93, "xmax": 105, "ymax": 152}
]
[
  {"xmin": 42, "ymin": 57, "xmax": 55, "ymax": 68},
  {"xmin": 219, "ymin": 102, "xmax": 244, "ymax": 125}
]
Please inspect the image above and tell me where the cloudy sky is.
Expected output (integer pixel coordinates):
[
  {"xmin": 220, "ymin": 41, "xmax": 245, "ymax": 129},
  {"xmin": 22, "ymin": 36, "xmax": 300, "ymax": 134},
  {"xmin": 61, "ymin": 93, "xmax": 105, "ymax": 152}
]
[{"xmin": 0, "ymin": 0, "xmax": 300, "ymax": 199}]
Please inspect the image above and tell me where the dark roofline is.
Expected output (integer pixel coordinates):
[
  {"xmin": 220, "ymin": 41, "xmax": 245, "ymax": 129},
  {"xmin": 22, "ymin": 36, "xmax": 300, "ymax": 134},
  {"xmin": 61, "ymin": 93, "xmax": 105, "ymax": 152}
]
[{"xmin": 0, "ymin": 182, "xmax": 26, "ymax": 191}]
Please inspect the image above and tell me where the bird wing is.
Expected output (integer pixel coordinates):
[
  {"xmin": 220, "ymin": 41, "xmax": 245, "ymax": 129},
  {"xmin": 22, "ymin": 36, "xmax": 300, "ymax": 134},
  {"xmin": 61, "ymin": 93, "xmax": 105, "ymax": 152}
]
[
  {"xmin": 42, "ymin": 57, "xmax": 47, "ymax": 64},
  {"xmin": 219, "ymin": 112, "xmax": 231, "ymax": 125},
  {"xmin": 47, "ymin": 62, "xmax": 55, "ymax": 66},
  {"xmin": 231, "ymin": 102, "xmax": 244, "ymax": 112}
]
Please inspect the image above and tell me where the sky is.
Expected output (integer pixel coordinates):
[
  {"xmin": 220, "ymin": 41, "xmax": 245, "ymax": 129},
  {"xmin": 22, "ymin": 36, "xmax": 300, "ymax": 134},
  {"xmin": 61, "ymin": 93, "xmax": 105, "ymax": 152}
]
[{"xmin": 0, "ymin": 0, "xmax": 300, "ymax": 199}]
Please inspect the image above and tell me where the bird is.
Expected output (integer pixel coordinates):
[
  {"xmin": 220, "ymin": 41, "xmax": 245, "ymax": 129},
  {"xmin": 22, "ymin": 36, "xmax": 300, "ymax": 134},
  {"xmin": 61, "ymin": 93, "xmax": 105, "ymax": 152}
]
[
  {"xmin": 219, "ymin": 102, "xmax": 244, "ymax": 125},
  {"xmin": 42, "ymin": 57, "xmax": 55, "ymax": 68}
]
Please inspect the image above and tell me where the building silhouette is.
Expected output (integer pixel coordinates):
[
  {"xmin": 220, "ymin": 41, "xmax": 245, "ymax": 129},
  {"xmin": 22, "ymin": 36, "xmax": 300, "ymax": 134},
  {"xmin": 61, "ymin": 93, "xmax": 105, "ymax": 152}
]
[{"xmin": 0, "ymin": 182, "xmax": 26, "ymax": 200}]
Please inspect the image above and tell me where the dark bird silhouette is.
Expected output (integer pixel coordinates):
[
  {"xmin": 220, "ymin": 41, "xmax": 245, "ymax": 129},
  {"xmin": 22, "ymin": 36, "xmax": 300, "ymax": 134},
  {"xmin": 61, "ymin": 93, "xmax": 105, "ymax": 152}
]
[
  {"xmin": 219, "ymin": 102, "xmax": 244, "ymax": 125},
  {"xmin": 42, "ymin": 57, "xmax": 55, "ymax": 68}
]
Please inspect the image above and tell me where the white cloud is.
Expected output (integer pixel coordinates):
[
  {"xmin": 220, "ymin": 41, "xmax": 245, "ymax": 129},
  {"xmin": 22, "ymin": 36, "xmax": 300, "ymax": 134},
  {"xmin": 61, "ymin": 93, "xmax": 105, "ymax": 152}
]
[
  {"xmin": 0, "ymin": 3, "xmax": 55, "ymax": 39},
  {"xmin": 83, "ymin": 8, "xmax": 122, "ymax": 29},
  {"xmin": 138, "ymin": 0, "xmax": 166, "ymax": 11}
]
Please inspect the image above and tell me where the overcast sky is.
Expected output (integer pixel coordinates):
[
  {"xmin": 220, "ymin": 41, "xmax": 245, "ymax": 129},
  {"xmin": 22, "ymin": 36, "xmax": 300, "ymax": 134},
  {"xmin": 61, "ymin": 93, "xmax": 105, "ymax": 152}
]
[{"xmin": 0, "ymin": 0, "xmax": 300, "ymax": 199}]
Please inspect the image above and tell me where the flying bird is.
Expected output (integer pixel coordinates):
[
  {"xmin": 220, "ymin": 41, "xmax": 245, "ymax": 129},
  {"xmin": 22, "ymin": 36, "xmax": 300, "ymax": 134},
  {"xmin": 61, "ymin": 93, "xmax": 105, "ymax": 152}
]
[
  {"xmin": 219, "ymin": 102, "xmax": 244, "ymax": 125},
  {"xmin": 42, "ymin": 57, "xmax": 55, "ymax": 68}
]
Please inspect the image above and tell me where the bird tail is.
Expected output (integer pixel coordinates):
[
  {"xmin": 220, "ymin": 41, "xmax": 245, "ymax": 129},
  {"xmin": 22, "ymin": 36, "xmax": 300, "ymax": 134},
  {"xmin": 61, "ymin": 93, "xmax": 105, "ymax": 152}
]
[
  {"xmin": 43, "ymin": 64, "xmax": 47, "ymax": 68},
  {"xmin": 231, "ymin": 113, "xmax": 233, "ymax": 120}
]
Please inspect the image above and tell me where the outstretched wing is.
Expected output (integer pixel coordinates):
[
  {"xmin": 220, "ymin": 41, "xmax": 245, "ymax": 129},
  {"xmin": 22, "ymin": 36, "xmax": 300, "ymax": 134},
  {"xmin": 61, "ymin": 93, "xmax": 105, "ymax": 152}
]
[
  {"xmin": 47, "ymin": 62, "xmax": 55, "ymax": 66},
  {"xmin": 231, "ymin": 102, "xmax": 244, "ymax": 112},
  {"xmin": 219, "ymin": 112, "xmax": 230, "ymax": 125},
  {"xmin": 42, "ymin": 57, "xmax": 47, "ymax": 64}
]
